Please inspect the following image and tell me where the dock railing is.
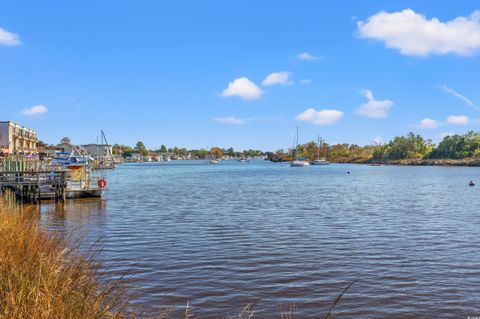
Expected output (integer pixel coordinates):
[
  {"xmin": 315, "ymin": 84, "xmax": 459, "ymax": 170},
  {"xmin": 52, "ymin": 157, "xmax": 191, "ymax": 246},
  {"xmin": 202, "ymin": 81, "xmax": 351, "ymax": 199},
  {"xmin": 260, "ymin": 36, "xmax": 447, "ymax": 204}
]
[
  {"xmin": 0, "ymin": 156, "xmax": 40, "ymax": 172},
  {"xmin": 0, "ymin": 170, "xmax": 67, "ymax": 203}
]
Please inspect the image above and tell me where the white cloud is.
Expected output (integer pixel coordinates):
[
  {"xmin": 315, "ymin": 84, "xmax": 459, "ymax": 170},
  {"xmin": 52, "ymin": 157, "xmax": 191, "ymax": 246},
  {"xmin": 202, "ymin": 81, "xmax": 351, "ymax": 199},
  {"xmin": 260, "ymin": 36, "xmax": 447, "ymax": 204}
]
[
  {"xmin": 419, "ymin": 118, "xmax": 439, "ymax": 128},
  {"xmin": 297, "ymin": 52, "xmax": 322, "ymax": 61},
  {"xmin": 357, "ymin": 89, "xmax": 393, "ymax": 118},
  {"xmin": 21, "ymin": 105, "xmax": 47, "ymax": 116},
  {"xmin": 213, "ymin": 116, "xmax": 246, "ymax": 125},
  {"xmin": 357, "ymin": 9, "xmax": 480, "ymax": 56},
  {"xmin": 441, "ymin": 85, "xmax": 479, "ymax": 110},
  {"xmin": 446, "ymin": 115, "xmax": 469, "ymax": 125},
  {"xmin": 262, "ymin": 71, "xmax": 292, "ymax": 86},
  {"xmin": 221, "ymin": 77, "xmax": 262, "ymax": 100},
  {"xmin": 300, "ymin": 79, "xmax": 312, "ymax": 85},
  {"xmin": 0, "ymin": 27, "xmax": 21, "ymax": 46},
  {"xmin": 296, "ymin": 108, "xmax": 343, "ymax": 125}
]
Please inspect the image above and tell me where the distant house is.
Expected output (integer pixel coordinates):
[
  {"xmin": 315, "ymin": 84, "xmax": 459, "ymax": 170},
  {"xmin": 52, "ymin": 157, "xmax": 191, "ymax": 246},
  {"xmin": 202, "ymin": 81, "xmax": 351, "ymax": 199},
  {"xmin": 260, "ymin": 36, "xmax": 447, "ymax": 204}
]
[{"xmin": 0, "ymin": 121, "xmax": 38, "ymax": 155}]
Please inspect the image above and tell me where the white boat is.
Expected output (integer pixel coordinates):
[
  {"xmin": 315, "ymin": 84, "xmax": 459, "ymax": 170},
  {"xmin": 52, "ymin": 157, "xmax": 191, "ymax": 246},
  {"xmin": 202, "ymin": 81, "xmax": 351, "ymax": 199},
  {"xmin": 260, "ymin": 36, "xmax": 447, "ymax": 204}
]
[
  {"xmin": 290, "ymin": 126, "xmax": 310, "ymax": 167},
  {"xmin": 65, "ymin": 157, "xmax": 107, "ymax": 198},
  {"xmin": 310, "ymin": 136, "xmax": 330, "ymax": 165},
  {"xmin": 52, "ymin": 151, "xmax": 106, "ymax": 198},
  {"xmin": 311, "ymin": 159, "xmax": 329, "ymax": 165},
  {"xmin": 209, "ymin": 159, "xmax": 220, "ymax": 164},
  {"xmin": 291, "ymin": 160, "xmax": 310, "ymax": 167}
]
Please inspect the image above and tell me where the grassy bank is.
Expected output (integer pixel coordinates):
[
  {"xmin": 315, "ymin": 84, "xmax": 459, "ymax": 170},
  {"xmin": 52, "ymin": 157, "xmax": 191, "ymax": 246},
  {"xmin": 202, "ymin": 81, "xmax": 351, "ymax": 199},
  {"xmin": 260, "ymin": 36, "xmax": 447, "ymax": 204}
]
[{"xmin": 0, "ymin": 192, "xmax": 134, "ymax": 319}]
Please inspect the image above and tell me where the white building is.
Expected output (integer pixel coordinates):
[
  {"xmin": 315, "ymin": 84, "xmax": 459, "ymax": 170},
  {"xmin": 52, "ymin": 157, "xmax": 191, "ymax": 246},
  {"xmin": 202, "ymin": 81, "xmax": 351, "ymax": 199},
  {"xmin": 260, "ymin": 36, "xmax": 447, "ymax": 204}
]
[{"xmin": 0, "ymin": 121, "xmax": 37, "ymax": 155}]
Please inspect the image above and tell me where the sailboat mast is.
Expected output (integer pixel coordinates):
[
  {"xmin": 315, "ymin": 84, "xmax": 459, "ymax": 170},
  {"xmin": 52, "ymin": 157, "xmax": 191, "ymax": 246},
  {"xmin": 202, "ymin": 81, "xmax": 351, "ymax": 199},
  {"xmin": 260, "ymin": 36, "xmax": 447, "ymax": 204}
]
[
  {"xmin": 296, "ymin": 125, "xmax": 299, "ymax": 160},
  {"xmin": 317, "ymin": 135, "xmax": 320, "ymax": 160}
]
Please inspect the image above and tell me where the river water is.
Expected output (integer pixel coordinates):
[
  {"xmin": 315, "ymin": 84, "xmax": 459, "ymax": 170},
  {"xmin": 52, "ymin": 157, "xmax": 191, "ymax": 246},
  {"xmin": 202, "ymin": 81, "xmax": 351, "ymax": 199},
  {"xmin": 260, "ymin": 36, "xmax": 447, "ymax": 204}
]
[{"xmin": 39, "ymin": 160, "xmax": 480, "ymax": 318}]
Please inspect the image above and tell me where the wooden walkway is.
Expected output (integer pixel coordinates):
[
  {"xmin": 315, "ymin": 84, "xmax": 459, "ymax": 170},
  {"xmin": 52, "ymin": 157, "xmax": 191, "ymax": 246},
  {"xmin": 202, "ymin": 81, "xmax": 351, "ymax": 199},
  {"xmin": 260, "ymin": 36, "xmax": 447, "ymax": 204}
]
[{"xmin": 0, "ymin": 170, "xmax": 67, "ymax": 203}]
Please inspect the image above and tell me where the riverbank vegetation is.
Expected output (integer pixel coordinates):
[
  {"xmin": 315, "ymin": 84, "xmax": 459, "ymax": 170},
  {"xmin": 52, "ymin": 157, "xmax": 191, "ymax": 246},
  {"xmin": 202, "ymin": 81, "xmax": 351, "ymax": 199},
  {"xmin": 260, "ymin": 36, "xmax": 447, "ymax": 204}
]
[
  {"xmin": 268, "ymin": 131, "xmax": 480, "ymax": 165},
  {"xmin": 0, "ymin": 193, "xmax": 134, "ymax": 319}
]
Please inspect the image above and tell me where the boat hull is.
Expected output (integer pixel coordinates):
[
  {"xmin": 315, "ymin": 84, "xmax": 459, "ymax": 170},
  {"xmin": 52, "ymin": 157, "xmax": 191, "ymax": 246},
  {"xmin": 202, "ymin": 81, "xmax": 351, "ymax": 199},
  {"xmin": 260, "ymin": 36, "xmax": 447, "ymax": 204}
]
[
  {"xmin": 290, "ymin": 161, "xmax": 310, "ymax": 167},
  {"xmin": 66, "ymin": 189, "xmax": 104, "ymax": 199},
  {"xmin": 311, "ymin": 160, "xmax": 330, "ymax": 165}
]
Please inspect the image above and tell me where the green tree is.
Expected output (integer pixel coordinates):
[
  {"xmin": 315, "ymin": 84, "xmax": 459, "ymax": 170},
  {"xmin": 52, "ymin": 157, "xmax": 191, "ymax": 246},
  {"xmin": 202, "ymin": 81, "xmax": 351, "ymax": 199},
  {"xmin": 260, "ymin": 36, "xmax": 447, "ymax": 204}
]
[
  {"xmin": 60, "ymin": 137, "xmax": 71, "ymax": 145},
  {"xmin": 373, "ymin": 132, "xmax": 431, "ymax": 160},
  {"xmin": 225, "ymin": 147, "xmax": 235, "ymax": 157},
  {"xmin": 429, "ymin": 131, "xmax": 480, "ymax": 159},
  {"xmin": 135, "ymin": 141, "xmax": 148, "ymax": 156},
  {"xmin": 160, "ymin": 144, "xmax": 167, "ymax": 153}
]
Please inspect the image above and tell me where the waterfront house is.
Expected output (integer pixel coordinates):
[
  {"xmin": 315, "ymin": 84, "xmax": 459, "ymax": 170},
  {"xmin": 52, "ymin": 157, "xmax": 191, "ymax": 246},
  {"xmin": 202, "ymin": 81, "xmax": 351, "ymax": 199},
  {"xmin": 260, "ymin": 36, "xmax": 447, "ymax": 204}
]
[{"xmin": 0, "ymin": 121, "xmax": 38, "ymax": 155}]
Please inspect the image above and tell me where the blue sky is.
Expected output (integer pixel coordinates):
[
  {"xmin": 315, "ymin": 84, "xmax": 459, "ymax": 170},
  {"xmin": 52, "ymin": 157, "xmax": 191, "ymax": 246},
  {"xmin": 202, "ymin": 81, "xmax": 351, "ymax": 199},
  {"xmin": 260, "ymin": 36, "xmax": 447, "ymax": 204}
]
[{"xmin": 1, "ymin": 1, "xmax": 480, "ymax": 151}]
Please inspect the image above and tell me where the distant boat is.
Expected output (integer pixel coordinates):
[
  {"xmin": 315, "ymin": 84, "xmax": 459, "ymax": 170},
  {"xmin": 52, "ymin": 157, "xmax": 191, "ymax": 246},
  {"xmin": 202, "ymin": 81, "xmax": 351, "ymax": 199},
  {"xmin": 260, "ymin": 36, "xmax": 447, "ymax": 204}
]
[
  {"xmin": 209, "ymin": 159, "xmax": 220, "ymax": 164},
  {"xmin": 311, "ymin": 135, "xmax": 330, "ymax": 165},
  {"xmin": 290, "ymin": 126, "xmax": 310, "ymax": 167},
  {"xmin": 291, "ymin": 160, "xmax": 310, "ymax": 167},
  {"xmin": 311, "ymin": 159, "xmax": 329, "ymax": 165}
]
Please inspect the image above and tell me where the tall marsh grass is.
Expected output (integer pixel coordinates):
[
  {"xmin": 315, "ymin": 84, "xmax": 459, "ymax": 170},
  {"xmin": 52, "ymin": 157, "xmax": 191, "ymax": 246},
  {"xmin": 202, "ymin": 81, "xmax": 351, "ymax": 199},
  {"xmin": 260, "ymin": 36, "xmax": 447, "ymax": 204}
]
[{"xmin": 0, "ymin": 191, "xmax": 134, "ymax": 319}]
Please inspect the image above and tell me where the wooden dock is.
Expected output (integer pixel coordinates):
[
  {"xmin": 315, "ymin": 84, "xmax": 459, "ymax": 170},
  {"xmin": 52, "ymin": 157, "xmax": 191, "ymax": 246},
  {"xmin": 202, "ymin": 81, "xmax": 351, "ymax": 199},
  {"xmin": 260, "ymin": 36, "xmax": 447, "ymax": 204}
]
[{"xmin": 0, "ymin": 170, "xmax": 67, "ymax": 203}]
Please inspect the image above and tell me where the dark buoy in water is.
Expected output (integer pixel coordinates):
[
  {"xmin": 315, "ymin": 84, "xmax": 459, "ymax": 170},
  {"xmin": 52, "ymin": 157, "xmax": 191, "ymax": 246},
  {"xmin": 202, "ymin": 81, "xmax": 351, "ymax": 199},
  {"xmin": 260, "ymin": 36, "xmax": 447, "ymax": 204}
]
[
  {"xmin": 347, "ymin": 171, "xmax": 351, "ymax": 174},
  {"xmin": 469, "ymin": 180, "xmax": 476, "ymax": 187}
]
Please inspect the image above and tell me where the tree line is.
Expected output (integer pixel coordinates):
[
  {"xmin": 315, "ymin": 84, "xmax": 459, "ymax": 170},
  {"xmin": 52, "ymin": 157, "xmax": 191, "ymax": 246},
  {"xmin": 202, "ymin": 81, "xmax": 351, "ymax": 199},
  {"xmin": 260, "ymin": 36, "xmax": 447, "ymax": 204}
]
[
  {"xmin": 112, "ymin": 142, "xmax": 264, "ymax": 159},
  {"xmin": 38, "ymin": 131, "xmax": 480, "ymax": 162},
  {"xmin": 267, "ymin": 131, "xmax": 480, "ymax": 163}
]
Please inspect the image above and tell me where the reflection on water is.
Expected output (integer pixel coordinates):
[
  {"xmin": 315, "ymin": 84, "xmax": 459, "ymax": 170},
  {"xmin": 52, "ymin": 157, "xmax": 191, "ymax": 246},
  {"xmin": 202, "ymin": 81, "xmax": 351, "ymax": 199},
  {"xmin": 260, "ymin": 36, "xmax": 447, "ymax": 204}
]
[
  {"xmin": 40, "ymin": 199, "xmax": 107, "ymax": 239},
  {"xmin": 39, "ymin": 161, "xmax": 480, "ymax": 318}
]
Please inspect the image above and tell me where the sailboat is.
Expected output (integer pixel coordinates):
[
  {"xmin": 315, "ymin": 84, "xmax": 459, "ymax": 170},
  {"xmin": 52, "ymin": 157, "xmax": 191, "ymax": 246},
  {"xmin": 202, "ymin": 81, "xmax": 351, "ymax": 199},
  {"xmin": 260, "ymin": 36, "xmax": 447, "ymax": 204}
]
[
  {"xmin": 96, "ymin": 130, "xmax": 116, "ymax": 169},
  {"xmin": 290, "ymin": 126, "xmax": 310, "ymax": 167},
  {"xmin": 311, "ymin": 135, "xmax": 330, "ymax": 165}
]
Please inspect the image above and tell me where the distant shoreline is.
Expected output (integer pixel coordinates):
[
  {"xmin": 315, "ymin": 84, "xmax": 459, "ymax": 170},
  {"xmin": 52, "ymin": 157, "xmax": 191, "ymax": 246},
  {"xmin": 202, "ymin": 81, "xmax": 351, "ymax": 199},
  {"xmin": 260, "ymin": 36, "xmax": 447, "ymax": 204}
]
[
  {"xmin": 271, "ymin": 158, "xmax": 480, "ymax": 167},
  {"xmin": 367, "ymin": 158, "xmax": 480, "ymax": 167}
]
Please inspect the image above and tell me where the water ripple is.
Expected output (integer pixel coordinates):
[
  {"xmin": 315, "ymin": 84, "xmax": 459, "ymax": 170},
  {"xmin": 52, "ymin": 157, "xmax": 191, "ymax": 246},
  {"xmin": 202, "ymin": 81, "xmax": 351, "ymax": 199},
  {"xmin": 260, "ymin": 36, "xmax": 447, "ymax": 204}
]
[{"xmin": 40, "ymin": 161, "xmax": 480, "ymax": 318}]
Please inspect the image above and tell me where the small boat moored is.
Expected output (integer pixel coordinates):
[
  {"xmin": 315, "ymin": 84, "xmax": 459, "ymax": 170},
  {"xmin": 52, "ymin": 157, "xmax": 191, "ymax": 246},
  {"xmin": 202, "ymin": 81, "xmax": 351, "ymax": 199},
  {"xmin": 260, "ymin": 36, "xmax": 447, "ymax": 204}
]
[
  {"xmin": 311, "ymin": 159, "xmax": 329, "ymax": 165},
  {"xmin": 311, "ymin": 136, "xmax": 330, "ymax": 165},
  {"xmin": 290, "ymin": 160, "xmax": 310, "ymax": 167},
  {"xmin": 52, "ymin": 151, "xmax": 107, "ymax": 199},
  {"xmin": 290, "ymin": 126, "xmax": 310, "ymax": 168}
]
